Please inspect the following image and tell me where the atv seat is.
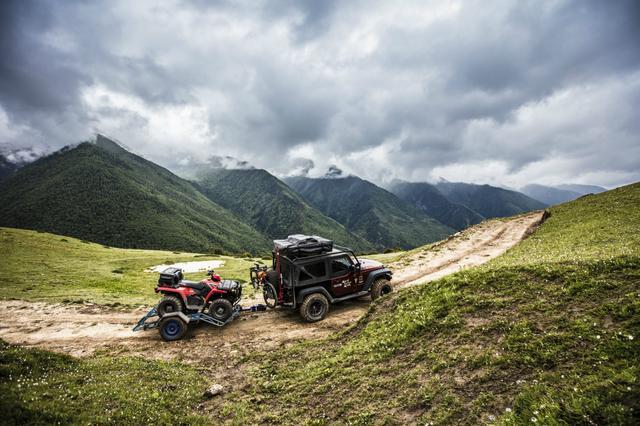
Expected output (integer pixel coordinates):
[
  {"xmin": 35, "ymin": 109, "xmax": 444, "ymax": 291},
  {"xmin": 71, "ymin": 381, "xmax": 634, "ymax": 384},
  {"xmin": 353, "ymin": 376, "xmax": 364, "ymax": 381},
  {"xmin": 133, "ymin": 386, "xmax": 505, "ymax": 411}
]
[{"xmin": 180, "ymin": 280, "xmax": 209, "ymax": 295}]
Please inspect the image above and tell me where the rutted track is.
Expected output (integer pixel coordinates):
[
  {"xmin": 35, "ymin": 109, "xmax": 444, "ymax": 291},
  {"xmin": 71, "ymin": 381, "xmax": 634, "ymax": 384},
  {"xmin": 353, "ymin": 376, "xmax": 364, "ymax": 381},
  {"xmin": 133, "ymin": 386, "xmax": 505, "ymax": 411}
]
[{"xmin": 0, "ymin": 211, "xmax": 545, "ymax": 362}]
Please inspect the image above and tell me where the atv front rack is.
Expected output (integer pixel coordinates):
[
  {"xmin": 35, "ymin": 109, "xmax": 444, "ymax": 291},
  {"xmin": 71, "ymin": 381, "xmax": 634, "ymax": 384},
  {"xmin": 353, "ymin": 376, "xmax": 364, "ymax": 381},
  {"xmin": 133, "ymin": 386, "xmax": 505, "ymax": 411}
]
[{"xmin": 132, "ymin": 304, "xmax": 266, "ymax": 333}]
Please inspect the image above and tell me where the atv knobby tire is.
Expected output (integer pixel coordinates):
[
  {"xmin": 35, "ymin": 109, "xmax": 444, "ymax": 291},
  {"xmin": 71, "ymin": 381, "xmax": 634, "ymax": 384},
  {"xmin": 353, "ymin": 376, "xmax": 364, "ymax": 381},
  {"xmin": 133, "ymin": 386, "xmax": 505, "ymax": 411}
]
[
  {"xmin": 209, "ymin": 298, "xmax": 233, "ymax": 322},
  {"xmin": 300, "ymin": 293, "xmax": 329, "ymax": 323},
  {"xmin": 159, "ymin": 317, "xmax": 187, "ymax": 341},
  {"xmin": 157, "ymin": 295, "xmax": 184, "ymax": 316},
  {"xmin": 371, "ymin": 278, "xmax": 393, "ymax": 301}
]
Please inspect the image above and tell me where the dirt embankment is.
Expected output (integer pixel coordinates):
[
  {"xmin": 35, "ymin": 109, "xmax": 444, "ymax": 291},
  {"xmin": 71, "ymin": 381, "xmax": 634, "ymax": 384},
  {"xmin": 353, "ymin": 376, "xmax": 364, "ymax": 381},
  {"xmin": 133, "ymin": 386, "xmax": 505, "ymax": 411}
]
[{"xmin": 0, "ymin": 211, "xmax": 545, "ymax": 363}]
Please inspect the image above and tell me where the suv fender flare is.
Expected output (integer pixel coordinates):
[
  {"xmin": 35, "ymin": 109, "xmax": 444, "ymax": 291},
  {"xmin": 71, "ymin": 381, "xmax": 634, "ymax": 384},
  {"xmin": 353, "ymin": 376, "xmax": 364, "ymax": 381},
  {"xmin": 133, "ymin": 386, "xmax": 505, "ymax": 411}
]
[
  {"xmin": 363, "ymin": 268, "xmax": 393, "ymax": 291},
  {"xmin": 295, "ymin": 286, "xmax": 334, "ymax": 309}
]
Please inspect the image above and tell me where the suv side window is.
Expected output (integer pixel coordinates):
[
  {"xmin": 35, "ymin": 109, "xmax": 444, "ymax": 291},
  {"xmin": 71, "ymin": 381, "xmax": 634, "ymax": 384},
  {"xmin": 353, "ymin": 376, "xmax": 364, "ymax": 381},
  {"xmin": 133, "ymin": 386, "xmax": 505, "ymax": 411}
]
[
  {"xmin": 330, "ymin": 255, "xmax": 353, "ymax": 277},
  {"xmin": 298, "ymin": 261, "xmax": 327, "ymax": 282}
]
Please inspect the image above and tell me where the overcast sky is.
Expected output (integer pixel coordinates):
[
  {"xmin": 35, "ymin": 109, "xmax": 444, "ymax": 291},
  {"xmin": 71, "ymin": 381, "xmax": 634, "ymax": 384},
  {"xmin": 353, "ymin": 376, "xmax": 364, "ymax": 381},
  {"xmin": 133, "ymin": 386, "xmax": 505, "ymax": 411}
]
[{"xmin": 1, "ymin": 0, "xmax": 639, "ymax": 188}]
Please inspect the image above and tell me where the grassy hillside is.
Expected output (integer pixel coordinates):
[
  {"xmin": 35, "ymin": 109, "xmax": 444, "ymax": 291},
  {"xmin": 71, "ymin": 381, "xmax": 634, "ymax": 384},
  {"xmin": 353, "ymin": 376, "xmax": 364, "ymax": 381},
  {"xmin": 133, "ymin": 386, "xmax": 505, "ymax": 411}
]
[
  {"xmin": 285, "ymin": 176, "xmax": 453, "ymax": 250},
  {"xmin": 0, "ymin": 341, "xmax": 209, "ymax": 425},
  {"xmin": 0, "ymin": 227, "xmax": 262, "ymax": 306},
  {"xmin": 0, "ymin": 136, "xmax": 270, "ymax": 254},
  {"xmin": 391, "ymin": 181, "xmax": 485, "ymax": 231},
  {"xmin": 195, "ymin": 168, "xmax": 373, "ymax": 251},
  {"xmin": 216, "ymin": 183, "xmax": 640, "ymax": 424},
  {"xmin": 436, "ymin": 181, "xmax": 547, "ymax": 218}
]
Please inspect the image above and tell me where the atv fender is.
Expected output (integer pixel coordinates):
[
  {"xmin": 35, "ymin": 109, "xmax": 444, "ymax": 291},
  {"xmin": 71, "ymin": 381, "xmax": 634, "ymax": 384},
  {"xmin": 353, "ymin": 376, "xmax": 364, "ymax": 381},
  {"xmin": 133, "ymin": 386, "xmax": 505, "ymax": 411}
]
[
  {"xmin": 362, "ymin": 268, "xmax": 393, "ymax": 291},
  {"xmin": 295, "ymin": 286, "xmax": 334, "ymax": 309}
]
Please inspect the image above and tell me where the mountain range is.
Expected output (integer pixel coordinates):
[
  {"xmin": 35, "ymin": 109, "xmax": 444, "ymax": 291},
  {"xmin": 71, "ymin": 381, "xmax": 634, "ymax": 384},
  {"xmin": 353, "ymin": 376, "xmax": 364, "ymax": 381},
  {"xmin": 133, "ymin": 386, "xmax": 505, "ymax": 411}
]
[
  {"xmin": 520, "ymin": 183, "xmax": 607, "ymax": 205},
  {"xmin": 193, "ymin": 168, "xmax": 374, "ymax": 251},
  {"xmin": 284, "ymin": 176, "xmax": 453, "ymax": 250},
  {"xmin": 389, "ymin": 181, "xmax": 485, "ymax": 231},
  {"xmin": 0, "ymin": 135, "xmax": 270, "ymax": 254},
  {"xmin": 1, "ymin": 134, "xmax": 605, "ymax": 254}
]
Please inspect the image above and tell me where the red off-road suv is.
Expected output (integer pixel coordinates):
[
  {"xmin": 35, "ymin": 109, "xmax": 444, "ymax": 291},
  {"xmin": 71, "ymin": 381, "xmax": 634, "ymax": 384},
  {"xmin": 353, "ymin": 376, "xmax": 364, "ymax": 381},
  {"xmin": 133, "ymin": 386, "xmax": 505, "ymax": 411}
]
[{"xmin": 253, "ymin": 235, "xmax": 393, "ymax": 322}]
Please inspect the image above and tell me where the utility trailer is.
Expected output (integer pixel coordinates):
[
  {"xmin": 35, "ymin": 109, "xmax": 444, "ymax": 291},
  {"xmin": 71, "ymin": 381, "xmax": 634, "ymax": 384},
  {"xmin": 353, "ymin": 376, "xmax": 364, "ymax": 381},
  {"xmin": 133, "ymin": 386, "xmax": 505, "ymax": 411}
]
[{"xmin": 133, "ymin": 303, "xmax": 266, "ymax": 341}]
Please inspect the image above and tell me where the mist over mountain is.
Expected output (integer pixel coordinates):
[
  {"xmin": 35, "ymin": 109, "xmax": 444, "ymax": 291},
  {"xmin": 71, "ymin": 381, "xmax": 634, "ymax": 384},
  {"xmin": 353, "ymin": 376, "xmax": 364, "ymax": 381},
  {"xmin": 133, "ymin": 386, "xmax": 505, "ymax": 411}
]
[
  {"xmin": 555, "ymin": 184, "xmax": 607, "ymax": 195},
  {"xmin": 520, "ymin": 184, "xmax": 581, "ymax": 206}
]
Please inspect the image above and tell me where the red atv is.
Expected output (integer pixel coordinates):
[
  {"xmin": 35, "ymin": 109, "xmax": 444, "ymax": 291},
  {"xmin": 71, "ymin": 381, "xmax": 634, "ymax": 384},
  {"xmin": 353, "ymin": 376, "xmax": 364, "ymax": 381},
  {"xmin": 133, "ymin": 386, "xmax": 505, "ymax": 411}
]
[{"xmin": 155, "ymin": 267, "xmax": 242, "ymax": 324}]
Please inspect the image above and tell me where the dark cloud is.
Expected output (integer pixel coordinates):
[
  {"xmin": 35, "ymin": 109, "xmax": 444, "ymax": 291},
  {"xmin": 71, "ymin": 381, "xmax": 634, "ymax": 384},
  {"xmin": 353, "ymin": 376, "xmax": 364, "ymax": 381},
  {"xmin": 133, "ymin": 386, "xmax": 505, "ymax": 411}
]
[
  {"xmin": 0, "ymin": 0, "xmax": 639, "ymax": 188},
  {"xmin": 324, "ymin": 165, "xmax": 343, "ymax": 178}
]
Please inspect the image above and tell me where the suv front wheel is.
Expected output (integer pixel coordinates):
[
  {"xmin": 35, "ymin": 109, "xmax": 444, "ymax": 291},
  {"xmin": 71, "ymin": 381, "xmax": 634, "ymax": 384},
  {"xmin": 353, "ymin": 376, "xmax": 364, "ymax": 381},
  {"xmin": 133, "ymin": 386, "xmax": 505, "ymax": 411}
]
[
  {"xmin": 300, "ymin": 293, "xmax": 330, "ymax": 323},
  {"xmin": 371, "ymin": 278, "xmax": 393, "ymax": 301}
]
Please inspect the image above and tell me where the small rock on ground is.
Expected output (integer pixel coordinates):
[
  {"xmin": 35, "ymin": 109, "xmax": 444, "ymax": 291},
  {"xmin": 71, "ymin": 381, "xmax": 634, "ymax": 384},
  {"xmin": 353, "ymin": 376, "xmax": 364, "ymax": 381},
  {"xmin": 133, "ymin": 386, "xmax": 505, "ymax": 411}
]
[{"xmin": 204, "ymin": 384, "xmax": 224, "ymax": 398}]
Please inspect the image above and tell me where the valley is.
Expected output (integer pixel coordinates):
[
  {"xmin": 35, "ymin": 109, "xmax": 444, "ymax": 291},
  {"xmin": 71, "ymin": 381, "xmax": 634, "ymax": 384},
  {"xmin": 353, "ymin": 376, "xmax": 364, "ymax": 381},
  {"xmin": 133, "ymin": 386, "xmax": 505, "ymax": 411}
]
[
  {"xmin": 0, "ymin": 211, "xmax": 543, "ymax": 359},
  {"xmin": 2, "ymin": 183, "xmax": 637, "ymax": 424}
]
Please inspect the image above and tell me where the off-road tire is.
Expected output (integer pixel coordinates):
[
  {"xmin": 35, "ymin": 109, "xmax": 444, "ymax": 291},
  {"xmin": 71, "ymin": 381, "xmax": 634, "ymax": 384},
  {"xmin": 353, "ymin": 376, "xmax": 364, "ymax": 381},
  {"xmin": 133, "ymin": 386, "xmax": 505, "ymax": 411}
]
[
  {"xmin": 300, "ymin": 293, "xmax": 330, "ymax": 323},
  {"xmin": 159, "ymin": 317, "xmax": 187, "ymax": 341},
  {"xmin": 371, "ymin": 278, "xmax": 393, "ymax": 301},
  {"xmin": 263, "ymin": 282, "xmax": 278, "ymax": 309},
  {"xmin": 157, "ymin": 295, "xmax": 183, "ymax": 316},
  {"xmin": 266, "ymin": 270, "xmax": 279, "ymax": 286},
  {"xmin": 209, "ymin": 298, "xmax": 234, "ymax": 322}
]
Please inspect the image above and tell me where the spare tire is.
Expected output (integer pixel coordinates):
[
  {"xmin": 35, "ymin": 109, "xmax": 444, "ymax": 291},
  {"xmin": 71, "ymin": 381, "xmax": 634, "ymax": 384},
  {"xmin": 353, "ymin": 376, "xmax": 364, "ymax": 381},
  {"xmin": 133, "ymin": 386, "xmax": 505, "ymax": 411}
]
[{"xmin": 266, "ymin": 270, "xmax": 279, "ymax": 286}]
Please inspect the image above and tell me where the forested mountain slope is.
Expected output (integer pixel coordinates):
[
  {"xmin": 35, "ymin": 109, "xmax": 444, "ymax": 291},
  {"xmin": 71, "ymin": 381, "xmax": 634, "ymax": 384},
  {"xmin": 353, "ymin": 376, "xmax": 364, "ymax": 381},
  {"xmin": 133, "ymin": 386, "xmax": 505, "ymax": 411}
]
[
  {"xmin": 0, "ymin": 136, "xmax": 270, "ymax": 254},
  {"xmin": 285, "ymin": 176, "xmax": 453, "ymax": 250},
  {"xmin": 195, "ymin": 168, "xmax": 374, "ymax": 251}
]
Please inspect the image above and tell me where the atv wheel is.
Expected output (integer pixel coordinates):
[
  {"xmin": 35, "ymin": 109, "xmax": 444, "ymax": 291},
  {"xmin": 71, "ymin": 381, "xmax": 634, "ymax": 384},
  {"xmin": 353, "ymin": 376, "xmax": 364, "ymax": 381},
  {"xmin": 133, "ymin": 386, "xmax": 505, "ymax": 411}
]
[
  {"xmin": 157, "ymin": 295, "xmax": 183, "ymax": 316},
  {"xmin": 263, "ymin": 282, "xmax": 278, "ymax": 309},
  {"xmin": 209, "ymin": 299, "xmax": 234, "ymax": 322},
  {"xmin": 371, "ymin": 278, "xmax": 393, "ymax": 301},
  {"xmin": 300, "ymin": 293, "xmax": 329, "ymax": 323},
  {"xmin": 159, "ymin": 317, "xmax": 187, "ymax": 341}
]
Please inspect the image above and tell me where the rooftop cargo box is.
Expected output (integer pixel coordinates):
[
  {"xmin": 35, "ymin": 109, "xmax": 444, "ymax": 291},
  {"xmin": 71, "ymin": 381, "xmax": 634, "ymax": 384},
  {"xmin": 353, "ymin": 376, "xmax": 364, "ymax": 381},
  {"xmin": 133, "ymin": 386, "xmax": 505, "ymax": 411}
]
[{"xmin": 274, "ymin": 234, "xmax": 333, "ymax": 259}]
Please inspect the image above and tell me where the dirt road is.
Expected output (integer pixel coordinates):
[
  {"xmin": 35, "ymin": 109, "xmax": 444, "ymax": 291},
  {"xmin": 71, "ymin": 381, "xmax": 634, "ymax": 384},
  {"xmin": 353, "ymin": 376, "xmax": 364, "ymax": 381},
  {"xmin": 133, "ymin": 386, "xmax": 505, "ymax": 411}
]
[{"xmin": 0, "ymin": 211, "xmax": 545, "ymax": 364}]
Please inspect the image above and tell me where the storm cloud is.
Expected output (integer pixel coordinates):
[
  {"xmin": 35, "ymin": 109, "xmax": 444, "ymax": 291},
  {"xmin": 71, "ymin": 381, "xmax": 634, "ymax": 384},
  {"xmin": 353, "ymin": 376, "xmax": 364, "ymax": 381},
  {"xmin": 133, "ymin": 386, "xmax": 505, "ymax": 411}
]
[{"xmin": 1, "ymin": 0, "xmax": 639, "ymax": 188}]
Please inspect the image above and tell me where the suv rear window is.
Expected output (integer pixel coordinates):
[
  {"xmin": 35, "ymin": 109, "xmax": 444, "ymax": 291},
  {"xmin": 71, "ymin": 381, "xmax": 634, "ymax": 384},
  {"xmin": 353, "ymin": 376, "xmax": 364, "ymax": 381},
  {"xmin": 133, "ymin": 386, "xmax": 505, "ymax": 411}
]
[
  {"xmin": 330, "ymin": 256, "xmax": 352, "ymax": 276},
  {"xmin": 298, "ymin": 261, "xmax": 327, "ymax": 282}
]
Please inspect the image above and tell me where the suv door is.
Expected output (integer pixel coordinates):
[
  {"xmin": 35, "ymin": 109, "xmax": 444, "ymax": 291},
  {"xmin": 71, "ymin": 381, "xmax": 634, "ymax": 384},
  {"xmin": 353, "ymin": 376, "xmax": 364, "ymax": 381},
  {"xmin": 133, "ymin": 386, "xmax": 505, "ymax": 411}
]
[{"xmin": 329, "ymin": 255, "xmax": 357, "ymax": 297}]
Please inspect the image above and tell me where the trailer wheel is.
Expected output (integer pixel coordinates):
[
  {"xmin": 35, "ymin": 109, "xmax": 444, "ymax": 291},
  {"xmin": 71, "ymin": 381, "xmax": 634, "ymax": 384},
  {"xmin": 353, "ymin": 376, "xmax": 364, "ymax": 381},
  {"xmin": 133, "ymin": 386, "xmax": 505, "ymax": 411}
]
[
  {"xmin": 371, "ymin": 278, "xmax": 393, "ymax": 301},
  {"xmin": 209, "ymin": 298, "xmax": 233, "ymax": 322},
  {"xmin": 159, "ymin": 317, "xmax": 187, "ymax": 341},
  {"xmin": 157, "ymin": 295, "xmax": 183, "ymax": 316},
  {"xmin": 300, "ymin": 293, "xmax": 329, "ymax": 323}
]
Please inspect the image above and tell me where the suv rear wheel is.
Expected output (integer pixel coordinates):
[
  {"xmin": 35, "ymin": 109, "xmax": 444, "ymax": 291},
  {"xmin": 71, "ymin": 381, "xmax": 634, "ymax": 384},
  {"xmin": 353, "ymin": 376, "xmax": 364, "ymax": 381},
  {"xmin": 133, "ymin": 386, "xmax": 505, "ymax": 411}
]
[
  {"xmin": 300, "ymin": 293, "xmax": 329, "ymax": 323},
  {"xmin": 371, "ymin": 278, "xmax": 393, "ymax": 301}
]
